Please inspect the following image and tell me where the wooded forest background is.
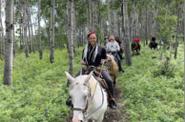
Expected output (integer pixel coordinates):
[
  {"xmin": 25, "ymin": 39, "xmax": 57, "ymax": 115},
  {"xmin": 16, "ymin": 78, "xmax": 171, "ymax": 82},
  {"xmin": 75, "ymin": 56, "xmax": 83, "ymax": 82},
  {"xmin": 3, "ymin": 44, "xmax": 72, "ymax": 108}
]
[
  {"xmin": 0, "ymin": 0, "xmax": 184, "ymax": 121},
  {"xmin": 0, "ymin": 0, "xmax": 185, "ymax": 85}
]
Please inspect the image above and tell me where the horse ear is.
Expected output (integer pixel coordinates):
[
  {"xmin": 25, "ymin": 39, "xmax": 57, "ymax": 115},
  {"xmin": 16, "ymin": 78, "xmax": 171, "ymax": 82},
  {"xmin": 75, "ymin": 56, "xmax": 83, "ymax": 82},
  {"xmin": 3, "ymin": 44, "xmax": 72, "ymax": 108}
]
[
  {"xmin": 84, "ymin": 71, "xmax": 93, "ymax": 86},
  {"xmin": 65, "ymin": 71, "xmax": 75, "ymax": 84}
]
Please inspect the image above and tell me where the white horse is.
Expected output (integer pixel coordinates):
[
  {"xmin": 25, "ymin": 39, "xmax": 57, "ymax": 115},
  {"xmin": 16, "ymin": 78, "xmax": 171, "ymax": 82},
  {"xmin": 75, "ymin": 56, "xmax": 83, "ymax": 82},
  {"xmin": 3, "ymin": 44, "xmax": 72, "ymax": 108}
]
[{"xmin": 65, "ymin": 71, "xmax": 108, "ymax": 122}]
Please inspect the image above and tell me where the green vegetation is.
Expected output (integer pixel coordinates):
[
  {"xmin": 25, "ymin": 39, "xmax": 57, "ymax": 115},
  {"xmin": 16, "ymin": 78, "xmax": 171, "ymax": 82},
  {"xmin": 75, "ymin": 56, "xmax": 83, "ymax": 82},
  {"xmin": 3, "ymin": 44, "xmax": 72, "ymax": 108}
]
[
  {"xmin": 119, "ymin": 44, "xmax": 184, "ymax": 122},
  {"xmin": 0, "ymin": 49, "xmax": 81, "ymax": 122},
  {"xmin": 0, "ymin": 44, "xmax": 183, "ymax": 122}
]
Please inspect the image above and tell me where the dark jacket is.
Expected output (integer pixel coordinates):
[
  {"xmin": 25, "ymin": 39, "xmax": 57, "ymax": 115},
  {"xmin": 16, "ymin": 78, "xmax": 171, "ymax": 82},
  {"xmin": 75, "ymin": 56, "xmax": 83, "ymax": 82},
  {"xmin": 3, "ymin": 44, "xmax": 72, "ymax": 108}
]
[{"xmin": 82, "ymin": 44, "xmax": 107, "ymax": 67}]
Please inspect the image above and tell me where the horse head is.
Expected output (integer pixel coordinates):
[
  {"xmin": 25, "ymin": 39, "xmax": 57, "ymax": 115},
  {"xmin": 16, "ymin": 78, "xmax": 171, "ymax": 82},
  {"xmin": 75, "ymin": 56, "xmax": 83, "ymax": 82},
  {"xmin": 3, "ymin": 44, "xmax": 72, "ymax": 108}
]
[
  {"xmin": 105, "ymin": 54, "xmax": 119, "ymax": 84},
  {"xmin": 105, "ymin": 54, "xmax": 114, "ymax": 68},
  {"xmin": 65, "ymin": 71, "xmax": 93, "ymax": 122},
  {"xmin": 106, "ymin": 54, "xmax": 118, "ymax": 71}
]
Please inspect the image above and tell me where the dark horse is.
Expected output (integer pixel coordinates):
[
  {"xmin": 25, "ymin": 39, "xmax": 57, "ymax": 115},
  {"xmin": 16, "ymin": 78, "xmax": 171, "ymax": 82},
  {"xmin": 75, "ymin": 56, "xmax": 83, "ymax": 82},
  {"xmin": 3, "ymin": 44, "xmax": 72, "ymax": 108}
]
[
  {"xmin": 149, "ymin": 37, "xmax": 158, "ymax": 50},
  {"xmin": 131, "ymin": 38, "xmax": 141, "ymax": 55},
  {"xmin": 131, "ymin": 42, "xmax": 141, "ymax": 55}
]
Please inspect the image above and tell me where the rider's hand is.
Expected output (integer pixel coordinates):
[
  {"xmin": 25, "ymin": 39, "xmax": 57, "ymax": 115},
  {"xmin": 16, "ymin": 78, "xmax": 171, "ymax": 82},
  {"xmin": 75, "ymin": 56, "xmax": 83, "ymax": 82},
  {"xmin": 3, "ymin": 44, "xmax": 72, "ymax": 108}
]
[{"xmin": 81, "ymin": 60, "xmax": 86, "ymax": 65}]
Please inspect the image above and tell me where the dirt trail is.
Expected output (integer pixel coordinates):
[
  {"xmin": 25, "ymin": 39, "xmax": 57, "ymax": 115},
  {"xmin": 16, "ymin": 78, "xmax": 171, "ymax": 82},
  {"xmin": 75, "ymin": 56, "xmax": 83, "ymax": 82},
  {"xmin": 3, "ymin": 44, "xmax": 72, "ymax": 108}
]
[{"xmin": 103, "ymin": 87, "xmax": 130, "ymax": 122}]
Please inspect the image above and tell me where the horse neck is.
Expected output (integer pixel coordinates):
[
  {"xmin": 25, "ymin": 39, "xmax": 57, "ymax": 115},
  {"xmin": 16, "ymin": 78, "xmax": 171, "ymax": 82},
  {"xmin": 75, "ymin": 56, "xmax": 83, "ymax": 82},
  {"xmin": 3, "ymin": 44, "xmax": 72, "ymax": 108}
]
[
  {"xmin": 87, "ymin": 76, "xmax": 103, "ymax": 108},
  {"xmin": 110, "ymin": 59, "xmax": 118, "ymax": 70},
  {"xmin": 88, "ymin": 76, "xmax": 101, "ymax": 99}
]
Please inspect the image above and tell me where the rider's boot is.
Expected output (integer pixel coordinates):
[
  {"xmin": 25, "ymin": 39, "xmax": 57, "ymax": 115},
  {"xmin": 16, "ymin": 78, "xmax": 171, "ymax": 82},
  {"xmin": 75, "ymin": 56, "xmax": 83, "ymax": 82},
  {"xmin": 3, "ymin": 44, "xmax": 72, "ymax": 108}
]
[
  {"xmin": 106, "ymin": 81, "xmax": 117, "ymax": 109},
  {"xmin": 101, "ymin": 71, "xmax": 118, "ymax": 109},
  {"xmin": 109, "ymin": 98, "xmax": 117, "ymax": 109}
]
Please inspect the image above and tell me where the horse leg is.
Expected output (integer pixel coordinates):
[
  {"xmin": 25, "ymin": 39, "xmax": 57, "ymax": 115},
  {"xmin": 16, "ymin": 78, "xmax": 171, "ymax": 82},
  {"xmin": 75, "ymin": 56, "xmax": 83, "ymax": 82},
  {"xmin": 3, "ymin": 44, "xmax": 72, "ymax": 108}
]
[
  {"xmin": 136, "ymin": 49, "xmax": 139, "ymax": 55},
  {"xmin": 111, "ymin": 75, "xmax": 116, "ymax": 86},
  {"xmin": 113, "ymin": 76, "xmax": 116, "ymax": 86}
]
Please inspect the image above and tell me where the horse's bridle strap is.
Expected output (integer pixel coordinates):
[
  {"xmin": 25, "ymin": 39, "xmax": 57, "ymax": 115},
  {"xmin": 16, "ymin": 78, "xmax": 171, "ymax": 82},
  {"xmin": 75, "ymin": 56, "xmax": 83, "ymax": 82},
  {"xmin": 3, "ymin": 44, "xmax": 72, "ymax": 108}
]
[
  {"xmin": 73, "ymin": 100, "xmax": 88, "ymax": 113},
  {"xmin": 73, "ymin": 108, "xmax": 85, "ymax": 112}
]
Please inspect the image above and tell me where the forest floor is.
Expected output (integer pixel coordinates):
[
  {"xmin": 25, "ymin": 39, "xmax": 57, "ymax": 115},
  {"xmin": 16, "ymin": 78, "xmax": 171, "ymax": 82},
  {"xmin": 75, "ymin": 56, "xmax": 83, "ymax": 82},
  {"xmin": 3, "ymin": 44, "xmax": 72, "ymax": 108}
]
[
  {"xmin": 103, "ymin": 86, "xmax": 130, "ymax": 122},
  {"xmin": 0, "ymin": 43, "xmax": 183, "ymax": 122}
]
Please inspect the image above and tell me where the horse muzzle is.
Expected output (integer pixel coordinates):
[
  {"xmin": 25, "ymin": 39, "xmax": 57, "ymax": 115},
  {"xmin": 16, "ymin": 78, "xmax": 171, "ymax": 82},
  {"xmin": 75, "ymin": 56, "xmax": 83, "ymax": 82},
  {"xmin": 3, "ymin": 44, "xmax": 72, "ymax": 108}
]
[
  {"xmin": 72, "ymin": 110, "xmax": 85, "ymax": 122},
  {"xmin": 72, "ymin": 117, "xmax": 84, "ymax": 122}
]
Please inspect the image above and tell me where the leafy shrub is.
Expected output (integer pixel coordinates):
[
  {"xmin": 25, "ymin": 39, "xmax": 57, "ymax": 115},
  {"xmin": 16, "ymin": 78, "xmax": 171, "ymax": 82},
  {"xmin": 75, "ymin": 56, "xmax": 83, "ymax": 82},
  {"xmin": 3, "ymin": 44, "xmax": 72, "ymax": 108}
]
[{"xmin": 153, "ymin": 57, "xmax": 175, "ymax": 78}]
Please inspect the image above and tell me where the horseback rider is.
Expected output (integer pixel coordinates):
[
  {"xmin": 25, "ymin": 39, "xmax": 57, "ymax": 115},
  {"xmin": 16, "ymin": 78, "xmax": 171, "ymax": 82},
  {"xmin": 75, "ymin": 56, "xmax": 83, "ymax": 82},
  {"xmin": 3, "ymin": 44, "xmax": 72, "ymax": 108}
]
[
  {"xmin": 131, "ymin": 37, "xmax": 141, "ymax": 55},
  {"xmin": 149, "ymin": 37, "xmax": 158, "ymax": 50},
  {"xmin": 66, "ymin": 31, "xmax": 117, "ymax": 109},
  {"xmin": 106, "ymin": 35, "xmax": 123, "ymax": 72}
]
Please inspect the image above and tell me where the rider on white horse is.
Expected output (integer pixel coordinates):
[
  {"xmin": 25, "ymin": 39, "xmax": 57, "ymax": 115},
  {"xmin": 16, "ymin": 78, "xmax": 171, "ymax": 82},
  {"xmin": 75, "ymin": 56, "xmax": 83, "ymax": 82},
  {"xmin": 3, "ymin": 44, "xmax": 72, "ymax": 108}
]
[{"xmin": 66, "ymin": 31, "xmax": 117, "ymax": 109}]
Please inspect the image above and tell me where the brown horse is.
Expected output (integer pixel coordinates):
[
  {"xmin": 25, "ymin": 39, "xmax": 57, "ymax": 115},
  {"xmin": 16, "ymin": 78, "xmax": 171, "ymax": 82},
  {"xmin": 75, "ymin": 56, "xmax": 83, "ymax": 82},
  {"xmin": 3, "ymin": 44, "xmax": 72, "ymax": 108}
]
[{"xmin": 106, "ymin": 54, "xmax": 119, "ymax": 85}]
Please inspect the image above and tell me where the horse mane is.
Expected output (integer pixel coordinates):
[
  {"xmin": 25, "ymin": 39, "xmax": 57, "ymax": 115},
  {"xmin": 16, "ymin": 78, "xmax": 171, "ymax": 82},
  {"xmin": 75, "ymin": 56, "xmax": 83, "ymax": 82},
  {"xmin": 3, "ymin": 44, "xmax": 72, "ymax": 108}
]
[{"xmin": 88, "ymin": 75, "xmax": 99, "ymax": 96}]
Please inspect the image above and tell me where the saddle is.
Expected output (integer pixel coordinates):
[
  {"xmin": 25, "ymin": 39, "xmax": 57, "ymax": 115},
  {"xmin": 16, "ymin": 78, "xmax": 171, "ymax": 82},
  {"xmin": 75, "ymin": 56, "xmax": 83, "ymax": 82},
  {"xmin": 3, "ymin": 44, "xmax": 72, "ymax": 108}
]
[{"xmin": 83, "ymin": 66, "xmax": 109, "ymax": 92}]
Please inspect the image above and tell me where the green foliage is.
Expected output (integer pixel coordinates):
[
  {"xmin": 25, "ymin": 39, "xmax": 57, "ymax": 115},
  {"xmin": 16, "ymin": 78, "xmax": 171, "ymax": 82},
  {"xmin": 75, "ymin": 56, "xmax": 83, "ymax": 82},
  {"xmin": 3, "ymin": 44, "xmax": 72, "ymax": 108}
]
[
  {"xmin": 153, "ymin": 57, "xmax": 175, "ymax": 78},
  {"xmin": 0, "ymin": 42, "xmax": 183, "ymax": 121},
  {"xmin": 99, "ymin": 3, "xmax": 108, "ymax": 19},
  {"xmin": 118, "ymin": 44, "xmax": 183, "ymax": 121},
  {"xmin": 75, "ymin": 0, "xmax": 88, "ymax": 26},
  {"xmin": 156, "ymin": 11, "xmax": 177, "ymax": 41},
  {"xmin": 0, "ymin": 48, "xmax": 82, "ymax": 122}
]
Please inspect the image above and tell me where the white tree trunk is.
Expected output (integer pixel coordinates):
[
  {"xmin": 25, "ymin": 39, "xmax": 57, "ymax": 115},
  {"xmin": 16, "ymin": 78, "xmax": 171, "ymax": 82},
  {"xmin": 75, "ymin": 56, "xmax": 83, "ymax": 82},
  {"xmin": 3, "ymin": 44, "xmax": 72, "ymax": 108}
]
[
  {"xmin": 38, "ymin": 0, "xmax": 43, "ymax": 59},
  {"xmin": 29, "ymin": 7, "xmax": 34, "ymax": 52},
  {"xmin": 106, "ymin": 0, "xmax": 111, "ymax": 35},
  {"xmin": 130, "ymin": 4, "xmax": 139, "ymax": 39},
  {"xmin": 122, "ymin": 0, "xmax": 132, "ymax": 65},
  {"xmin": 87, "ymin": 0, "xmax": 98, "ymax": 31},
  {"xmin": 67, "ymin": 0, "xmax": 75, "ymax": 74},
  {"xmin": 4, "ymin": 0, "xmax": 14, "ymax": 85},
  {"xmin": 184, "ymin": 2, "xmax": 185, "ymax": 42},
  {"xmin": 183, "ymin": 2, "xmax": 185, "ymax": 97},
  {"xmin": 87, "ymin": 0, "xmax": 91, "ymax": 30},
  {"xmin": 145, "ymin": 6, "xmax": 149, "ymax": 45},
  {"xmin": 49, "ymin": 0, "xmax": 55, "ymax": 63},
  {"xmin": 0, "ymin": 0, "xmax": 2, "ymax": 56},
  {"xmin": 139, "ymin": 9, "xmax": 146, "ymax": 40},
  {"xmin": 111, "ymin": 11, "xmax": 118, "ymax": 36},
  {"xmin": 0, "ymin": 0, "xmax": 4, "ymax": 56},
  {"xmin": 174, "ymin": 3, "xmax": 180, "ymax": 59},
  {"xmin": 23, "ymin": 1, "xmax": 29, "ymax": 57},
  {"xmin": 13, "ymin": 2, "xmax": 16, "ymax": 57},
  {"xmin": 27, "ymin": 6, "xmax": 33, "ymax": 53}
]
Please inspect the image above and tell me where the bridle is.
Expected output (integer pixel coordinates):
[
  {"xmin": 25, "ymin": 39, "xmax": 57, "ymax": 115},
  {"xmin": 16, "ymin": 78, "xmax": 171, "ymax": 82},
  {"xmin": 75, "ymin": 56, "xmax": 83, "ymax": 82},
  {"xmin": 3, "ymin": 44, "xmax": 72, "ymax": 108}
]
[{"xmin": 72, "ymin": 94, "xmax": 89, "ymax": 114}]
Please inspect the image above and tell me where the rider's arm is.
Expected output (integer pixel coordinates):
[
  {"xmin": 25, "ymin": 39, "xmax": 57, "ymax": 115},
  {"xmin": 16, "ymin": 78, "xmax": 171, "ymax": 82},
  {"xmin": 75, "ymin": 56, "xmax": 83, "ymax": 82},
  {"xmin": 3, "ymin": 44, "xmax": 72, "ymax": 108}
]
[
  {"xmin": 81, "ymin": 48, "xmax": 87, "ymax": 65},
  {"xmin": 115, "ymin": 41, "xmax": 120, "ymax": 51},
  {"xmin": 82, "ymin": 49, "xmax": 85, "ymax": 60},
  {"xmin": 100, "ymin": 48, "xmax": 108, "ymax": 64},
  {"xmin": 101, "ymin": 48, "xmax": 107, "ymax": 59}
]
